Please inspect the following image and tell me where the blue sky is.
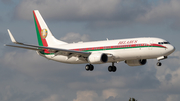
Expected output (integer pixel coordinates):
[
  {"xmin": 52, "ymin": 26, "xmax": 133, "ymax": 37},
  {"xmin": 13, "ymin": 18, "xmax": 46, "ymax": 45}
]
[{"xmin": 0, "ymin": 0, "xmax": 180, "ymax": 101}]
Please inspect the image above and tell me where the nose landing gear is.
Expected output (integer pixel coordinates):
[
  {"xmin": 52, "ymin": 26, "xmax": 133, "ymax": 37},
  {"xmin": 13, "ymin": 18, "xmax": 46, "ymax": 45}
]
[
  {"xmin": 156, "ymin": 56, "xmax": 167, "ymax": 66},
  {"xmin": 156, "ymin": 61, "xmax": 162, "ymax": 66}
]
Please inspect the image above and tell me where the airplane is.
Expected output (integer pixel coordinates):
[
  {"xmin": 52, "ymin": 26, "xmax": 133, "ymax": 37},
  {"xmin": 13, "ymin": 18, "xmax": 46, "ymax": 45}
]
[{"xmin": 5, "ymin": 10, "xmax": 175, "ymax": 72}]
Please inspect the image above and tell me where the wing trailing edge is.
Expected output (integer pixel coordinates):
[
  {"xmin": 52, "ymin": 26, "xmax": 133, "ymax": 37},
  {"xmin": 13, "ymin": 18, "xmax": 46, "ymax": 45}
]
[{"xmin": 5, "ymin": 29, "xmax": 91, "ymax": 57}]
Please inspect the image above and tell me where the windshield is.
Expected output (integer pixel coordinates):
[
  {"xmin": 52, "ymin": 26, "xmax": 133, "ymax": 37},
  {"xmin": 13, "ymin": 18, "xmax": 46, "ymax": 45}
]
[{"xmin": 158, "ymin": 42, "xmax": 170, "ymax": 44}]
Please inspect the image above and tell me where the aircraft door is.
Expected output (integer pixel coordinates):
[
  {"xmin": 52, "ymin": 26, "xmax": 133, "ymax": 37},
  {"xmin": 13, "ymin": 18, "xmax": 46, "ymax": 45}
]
[{"xmin": 149, "ymin": 40, "xmax": 153, "ymax": 50}]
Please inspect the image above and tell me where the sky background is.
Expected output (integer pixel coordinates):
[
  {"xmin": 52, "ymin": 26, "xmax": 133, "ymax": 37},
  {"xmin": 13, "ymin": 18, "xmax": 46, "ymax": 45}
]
[{"xmin": 0, "ymin": 0, "xmax": 180, "ymax": 101}]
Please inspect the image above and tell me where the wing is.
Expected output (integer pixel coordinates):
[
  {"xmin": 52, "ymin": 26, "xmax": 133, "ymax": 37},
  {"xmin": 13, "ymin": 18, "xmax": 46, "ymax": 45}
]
[{"xmin": 5, "ymin": 29, "xmax": 91, "ymax": 58}]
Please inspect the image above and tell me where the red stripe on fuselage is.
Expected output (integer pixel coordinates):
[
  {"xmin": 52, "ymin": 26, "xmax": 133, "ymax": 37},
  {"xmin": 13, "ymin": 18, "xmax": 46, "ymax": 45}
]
[
  {"xmin": 71, "ymin": 43, "xmax": 166, "ymax": 51},
  {"xmin": 151, "ymin": 44, "xmax": 166, "ymax": 48}
]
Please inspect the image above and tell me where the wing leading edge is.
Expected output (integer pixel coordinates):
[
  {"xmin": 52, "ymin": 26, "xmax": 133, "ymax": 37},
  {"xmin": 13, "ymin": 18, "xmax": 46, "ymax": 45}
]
[{"xmin": 6, "ymin": 29, "xmax": 91, "ymax": 57}]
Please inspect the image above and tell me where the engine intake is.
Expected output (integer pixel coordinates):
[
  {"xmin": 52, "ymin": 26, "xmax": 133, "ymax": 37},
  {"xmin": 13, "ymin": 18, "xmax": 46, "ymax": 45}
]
[
  {"xmin": 125, "ymin": 59, "xmax": 147, "ymax": 66},
  {"xmin": 88, "ymin": 53, "xmax": 108, "ymax": 64}
]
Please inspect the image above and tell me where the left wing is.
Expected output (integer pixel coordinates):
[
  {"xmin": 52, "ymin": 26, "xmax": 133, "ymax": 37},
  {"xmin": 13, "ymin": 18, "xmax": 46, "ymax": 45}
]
[{"xmin": 5, "ymin": 29, "xmax": 91, "ymax": 57}]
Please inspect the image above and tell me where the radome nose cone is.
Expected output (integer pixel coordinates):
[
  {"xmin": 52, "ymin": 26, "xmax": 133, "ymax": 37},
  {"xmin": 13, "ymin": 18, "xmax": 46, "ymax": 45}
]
[
  {"xmin": 173, "ymin": 46, "xmax": 175, "ymax": 52},
  {"xmin": 169, "ymin": 45, "xmax": 175, "ymax": 53},
  {"xmin": 166, "ymin": 45, "xmax": 175, "ymax": 56}
]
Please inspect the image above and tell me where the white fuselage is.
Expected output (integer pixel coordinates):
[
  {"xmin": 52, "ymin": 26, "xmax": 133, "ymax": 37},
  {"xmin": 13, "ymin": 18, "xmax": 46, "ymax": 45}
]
[{"xmin": 39, "ymin": 37, "xmax": 175, "ymax": 64}]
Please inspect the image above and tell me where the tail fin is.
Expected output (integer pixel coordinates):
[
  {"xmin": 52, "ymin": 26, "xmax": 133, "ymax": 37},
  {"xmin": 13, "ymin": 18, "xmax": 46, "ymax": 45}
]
[{"xmin": 33, "ymin": 10, "xmax": 67, "ymax": 47}]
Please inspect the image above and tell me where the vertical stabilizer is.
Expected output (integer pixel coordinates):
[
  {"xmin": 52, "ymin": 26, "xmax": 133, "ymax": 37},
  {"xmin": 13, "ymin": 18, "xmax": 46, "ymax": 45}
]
[{"xmin": 33, "ymin": 10, "xmax": 67, "ymax": 48}]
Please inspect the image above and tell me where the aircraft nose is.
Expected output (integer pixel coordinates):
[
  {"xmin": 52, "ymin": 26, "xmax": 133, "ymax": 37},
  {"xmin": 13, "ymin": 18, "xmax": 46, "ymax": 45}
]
[
  {"xmin": 172, "ymin": 46, "xmax": 175, "ymax": 52},
  {"xmin": 168, "ymin": 45, "xmax": 175, "ymax": 53}
]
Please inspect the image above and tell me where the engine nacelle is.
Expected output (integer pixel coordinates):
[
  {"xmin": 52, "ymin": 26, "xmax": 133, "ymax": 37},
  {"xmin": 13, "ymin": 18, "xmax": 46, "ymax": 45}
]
[
  {"xmin": 88, "ymin": 53, "xmax": 108, "ymax": 64},
  {"xmin": 125, "ymin": 59, "xmax": 147, "ymax": 66}
]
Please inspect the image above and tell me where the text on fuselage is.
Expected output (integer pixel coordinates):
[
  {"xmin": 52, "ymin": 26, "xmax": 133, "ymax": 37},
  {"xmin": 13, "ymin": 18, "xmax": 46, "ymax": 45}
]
[{"xmin": 118, "ymin": 40, "xmax": 138, "ymax": 45}]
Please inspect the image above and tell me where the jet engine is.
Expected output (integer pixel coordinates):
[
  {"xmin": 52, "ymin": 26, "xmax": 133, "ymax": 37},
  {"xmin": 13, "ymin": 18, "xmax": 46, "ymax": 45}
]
[
  {"xmin": 88, "ymin": 53, "xmax": 108, "ymax": 64},
  {"xmin": 125, "ymin": 59, "xmax": 147, "ymax": 66}
]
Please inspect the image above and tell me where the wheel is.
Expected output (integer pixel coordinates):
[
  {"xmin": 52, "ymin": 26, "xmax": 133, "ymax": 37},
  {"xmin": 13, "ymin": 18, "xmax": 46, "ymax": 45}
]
[
  {"xmin": 157, "ymin": 62, "xmax": 162, "ymax": 66},
  {"xmin": 85, "ymin": 65, "xmax": 90, "ymax": 71},
  {"xmin": 112, "ymin": 66, "xmax": 117, "ymax": 72},
  {"xmin": 108, "ymin": 66, "xmax": 117, "ymax": 72},
  {"xmin": 85, "ymin": 64, "xmax": 94, "ymax": 71},
  {"xmin": 108, "ymin": 66, "xmax": 113, "ymax": 72},
  {"xmin": 89, "ymin": 65, "xmax": 94, "ymax": 71}
]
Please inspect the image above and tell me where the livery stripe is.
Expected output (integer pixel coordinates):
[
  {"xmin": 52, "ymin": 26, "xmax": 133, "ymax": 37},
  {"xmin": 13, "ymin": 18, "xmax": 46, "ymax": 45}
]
[
  {"xmin": 82, "ymin": 46, "xmax": 165, "ymax": 52},
  {"xmin": 33, "ymin": 12, "xmax": 43, "ymax": 46},
  {"xmin": 33, "ymin": 11, "xmax": 50, "ymax": 53},
  {"xmin": 73, "ymin": 44, "xmax": 166, "ymax": 52},
  {"xmin": 39, "ymin": 44, "xmax": 166, "ymax": 55}
]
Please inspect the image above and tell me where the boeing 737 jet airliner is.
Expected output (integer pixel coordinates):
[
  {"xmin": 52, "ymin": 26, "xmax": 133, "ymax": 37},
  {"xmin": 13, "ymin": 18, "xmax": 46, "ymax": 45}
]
[{"xmin": 6, "ymin": 10, "xmax": 175, "ymax": 72}]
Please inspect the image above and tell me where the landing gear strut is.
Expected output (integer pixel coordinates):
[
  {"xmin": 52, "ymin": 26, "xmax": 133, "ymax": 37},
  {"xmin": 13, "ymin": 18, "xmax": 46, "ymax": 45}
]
[
  {"xmin": 156, "ymin": 56, "xmax": 167, "ymax": 66},
  {"xmin": 108, "ymin": 62, "xmax": 117, "ymax": 72},
  {"xmin": 85, "ymin": 64, "xmax": 94, "ymax": 71}
]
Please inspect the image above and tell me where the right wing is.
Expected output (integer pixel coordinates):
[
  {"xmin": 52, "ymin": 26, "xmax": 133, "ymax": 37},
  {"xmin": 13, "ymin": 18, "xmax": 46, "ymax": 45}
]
[{"xmin": 6, "ymin": 29, "xmax": 91, "ymax": 58}]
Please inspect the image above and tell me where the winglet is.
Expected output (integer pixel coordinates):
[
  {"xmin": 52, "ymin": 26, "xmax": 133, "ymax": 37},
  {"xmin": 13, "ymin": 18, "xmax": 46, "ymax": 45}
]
[
  {"xmin": 7, "ymin": 29, "xmax": 23, "ymax": 44},
  {"xmin": 7, "ymin": 29, "xmax": 17, "ymax": 43}
]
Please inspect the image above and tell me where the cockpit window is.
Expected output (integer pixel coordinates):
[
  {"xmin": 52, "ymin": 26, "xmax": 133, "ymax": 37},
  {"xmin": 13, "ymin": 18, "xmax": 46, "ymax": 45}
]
[
  {"xmin": 158, "ymin": 42, "xmax": 170, "ymax": 44},
  {"xmin": 164, "ymin": 42, "xmax": 170, "ymax": 44}
]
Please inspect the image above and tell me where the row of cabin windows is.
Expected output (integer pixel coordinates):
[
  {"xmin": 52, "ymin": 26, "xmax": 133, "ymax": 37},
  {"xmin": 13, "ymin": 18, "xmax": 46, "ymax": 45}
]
[{"xmin": 76, "ymin": 44, "xmax": 149, "ymax": 51}]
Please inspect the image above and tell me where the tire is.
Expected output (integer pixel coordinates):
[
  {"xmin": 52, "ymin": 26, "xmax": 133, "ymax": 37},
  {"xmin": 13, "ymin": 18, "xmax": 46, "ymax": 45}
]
[
  {"xmin": 108, "ymin": 66, "xmax": 113, "ymax": 72},
  {"xmin": 112, "ymin": 66, "xmax": 117, "ymax": 72},
  {"xmin": 85, "ymin": 65, "xmax": 90, "ymax": 71},
  {"xmin": 89, "ymin": 65, "xmax": 94, "ymax": 71},
  {"xmin": 157, "ymin": 62, "xmax": 162, "ymax": 66}
]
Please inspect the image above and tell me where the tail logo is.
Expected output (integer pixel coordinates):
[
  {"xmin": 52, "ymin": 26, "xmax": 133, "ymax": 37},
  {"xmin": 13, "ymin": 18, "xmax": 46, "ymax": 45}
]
[{"xmin": 41, "ymin": 29, "xmax": 48, "ymax": 39}]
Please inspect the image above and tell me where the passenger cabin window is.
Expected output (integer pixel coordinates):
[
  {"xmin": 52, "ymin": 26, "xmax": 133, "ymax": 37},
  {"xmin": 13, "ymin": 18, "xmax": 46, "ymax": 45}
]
[{"xmin": 158, "ymin": 42, "xmax": 170, "ymax": 44}]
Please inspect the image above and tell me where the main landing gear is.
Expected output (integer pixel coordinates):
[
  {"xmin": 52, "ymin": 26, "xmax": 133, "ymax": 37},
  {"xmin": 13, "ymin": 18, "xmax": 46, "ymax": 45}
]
[
  {"xmin": 108, "ymin": 62, "xmax": 117, "ymax": 72},
  {"xmin": 85, "ymin": 64, "xmax": 94, "ymax": 71},
  {"xmin": 85, "ymin": 62, "xmax": 117, "ymax": 72}
]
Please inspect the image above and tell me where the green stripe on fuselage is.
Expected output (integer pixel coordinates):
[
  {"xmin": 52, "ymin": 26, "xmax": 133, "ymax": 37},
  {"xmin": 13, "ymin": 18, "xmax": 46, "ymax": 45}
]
[
  {"xmin": 83, "ymin": 46, "xmax": 165, "ymax": 52},
  {"xmin": 39, "ymin": 46, "xmax": 165, "ymax": 55}
]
